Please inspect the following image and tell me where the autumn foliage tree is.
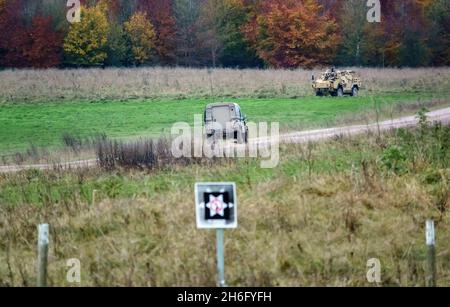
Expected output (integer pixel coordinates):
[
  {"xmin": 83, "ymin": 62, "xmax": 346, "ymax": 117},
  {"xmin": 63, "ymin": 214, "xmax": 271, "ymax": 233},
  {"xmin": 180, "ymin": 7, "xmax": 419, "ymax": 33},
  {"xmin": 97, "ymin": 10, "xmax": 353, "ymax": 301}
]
[
  {"xmin": 24, "ymin": 16, "xmax": 62, "ymax": 68},
  {"xmin": 0, "ymin": 0, "xmax": 61, "ymax": 68},
  {"xmin": 138, "ymin": 0, "xmax": 177, "ymax": 64},
  {"xmin": 380, "ymin": 1, "xmax": 430, "ymax": 67},
  {"xmin": 1, "ymin": 0, "xmax": 449, "ymax": 68},
  {"xmin": 0, "ymin": 0, "xmax": 26, "ymax": 67},
  {"xmin": 0, "ymin": 0, "xmax": 14, "ymax": 60},
  {"xmin": 63, "ymin": 3, "xmax": 110, "ymax": 66},
  {"xmin": 124, "ymin": 11, "xmax": 157, "ymax": 66},
  {"xmin": 244, "ymin": 0, "xmax": 340, "ymax": 69}
]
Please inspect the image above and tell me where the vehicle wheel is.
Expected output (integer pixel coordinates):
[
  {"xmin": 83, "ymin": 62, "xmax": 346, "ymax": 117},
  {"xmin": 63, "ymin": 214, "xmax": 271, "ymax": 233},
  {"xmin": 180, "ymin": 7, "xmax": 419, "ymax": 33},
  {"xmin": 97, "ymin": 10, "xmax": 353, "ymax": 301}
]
[
  {"xmin": 233, "ymin": 131, "xmax": 239, "ymax": 144},
  {"xmin": 337, "ymin": 87, "xmax": 344, "ymax": 97},
  {"xmin": 236, "ymin": 131, "xmax": 246, "ymax": 144},
  {"xmin": 351, "ymin": 86, "xmax": 359, "ymax": 97},
  {"xmin": 316, "ymin": 91, "xmax": 323, "ymax": 97},
  {"xmin": 244, "ymin": 130, "xmax": 249, "ymax": 144}
]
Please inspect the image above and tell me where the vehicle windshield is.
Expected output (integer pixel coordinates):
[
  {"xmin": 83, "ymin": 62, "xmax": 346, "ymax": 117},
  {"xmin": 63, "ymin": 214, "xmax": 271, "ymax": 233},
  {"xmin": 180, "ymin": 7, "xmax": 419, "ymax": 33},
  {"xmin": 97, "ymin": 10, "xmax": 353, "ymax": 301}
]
[{"xmin": 212, "ymin": 106, "xmax": 232, "ymax": 127}]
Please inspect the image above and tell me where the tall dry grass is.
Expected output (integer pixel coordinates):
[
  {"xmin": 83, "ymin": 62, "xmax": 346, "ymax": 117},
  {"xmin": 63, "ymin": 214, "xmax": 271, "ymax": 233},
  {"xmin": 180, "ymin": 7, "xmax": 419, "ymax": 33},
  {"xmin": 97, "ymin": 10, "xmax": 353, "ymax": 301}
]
[
  {"xmin": 0, "ymin": 123, "xmax": 449, "ymax": 286},
  {"xmin": 96, "ymin": 137, "xmax": 197, "ymax": 170},
  {"xmin": 0, "ymin": 67, "xmax": 449, "ymax": 102}
]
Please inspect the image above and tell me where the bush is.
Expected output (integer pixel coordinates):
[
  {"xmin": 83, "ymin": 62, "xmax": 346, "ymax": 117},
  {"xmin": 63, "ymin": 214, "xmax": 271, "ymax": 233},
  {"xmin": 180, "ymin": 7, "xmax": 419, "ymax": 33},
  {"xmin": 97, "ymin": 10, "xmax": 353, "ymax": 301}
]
[
  {"xmin": 379, "ymin": 116, "xmax": 450, "ymax": 176},
  {"xmin": 395, "ymin": 123, "xmax": 450, "ymax": 170},
  {"xmin": 379, "ymin": 145, "xmax": 407, "ymax": 174},
  {"xmin": 95, "ymin": 137, "xmax": 200, "ymax": 170}
]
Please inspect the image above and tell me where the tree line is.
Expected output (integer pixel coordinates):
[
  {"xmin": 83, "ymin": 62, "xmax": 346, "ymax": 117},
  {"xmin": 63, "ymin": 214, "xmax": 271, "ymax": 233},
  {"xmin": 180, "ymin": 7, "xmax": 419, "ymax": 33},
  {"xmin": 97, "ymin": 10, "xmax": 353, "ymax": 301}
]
[{"xmin": 0, "ymin": 0, "xmax": 449, "ymax": 69}]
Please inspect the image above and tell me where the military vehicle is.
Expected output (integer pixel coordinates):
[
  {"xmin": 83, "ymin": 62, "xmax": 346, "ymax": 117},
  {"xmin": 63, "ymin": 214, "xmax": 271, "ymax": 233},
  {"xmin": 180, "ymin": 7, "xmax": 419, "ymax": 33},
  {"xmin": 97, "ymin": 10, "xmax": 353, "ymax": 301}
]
[
  {"xmin": 204, "ymin": 102, "xmax": 249, "ymax": 144},
  {"xmin": 312, "ymin": 68, "xmax": 362, "ymax": 97}
]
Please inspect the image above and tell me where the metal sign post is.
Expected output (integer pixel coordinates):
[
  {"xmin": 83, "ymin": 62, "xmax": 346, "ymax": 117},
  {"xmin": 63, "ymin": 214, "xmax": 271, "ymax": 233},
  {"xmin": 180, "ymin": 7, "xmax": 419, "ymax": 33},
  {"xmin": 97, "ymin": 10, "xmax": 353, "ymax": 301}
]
[
  {"xmin": 216, "ymin": 228, "xmax": 226, "ymax": 287},
  {"xmin": 195, "ymin": 182, "xmax": 237, "ymax": 287}
]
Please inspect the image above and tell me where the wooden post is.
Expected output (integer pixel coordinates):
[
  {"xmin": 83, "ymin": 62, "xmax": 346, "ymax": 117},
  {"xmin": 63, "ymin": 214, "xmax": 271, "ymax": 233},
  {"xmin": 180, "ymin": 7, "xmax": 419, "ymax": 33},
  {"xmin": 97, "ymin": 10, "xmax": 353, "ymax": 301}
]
[
  {"xmin": 37, "ymin": 224, "xmax": 49, "ymax": 287},
  {"xmin": 92, "ymin": 189, "xmax": 98, "ymax": 206},
  {"xmin": 426, "ymin": 220, "xmax": 436, "ymax": 287}
]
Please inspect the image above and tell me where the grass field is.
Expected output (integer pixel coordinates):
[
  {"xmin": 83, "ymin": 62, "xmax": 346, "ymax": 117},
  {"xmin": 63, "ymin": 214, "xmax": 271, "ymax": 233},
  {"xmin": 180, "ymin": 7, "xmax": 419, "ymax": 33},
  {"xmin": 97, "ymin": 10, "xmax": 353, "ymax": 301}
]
[
  {"xmin": 0, "ymin": 67, "xmax": 449, "ymax": 287},
  {"xmin": 1, "ymin": 122, "xmax": 449, "ymax": 286},
  {"xmin": 1, "ymin": 67, "xmax": 449, "ymax": 157},
  {"xmin": 1, "ymin": 92, "xmax": 449, "ymax": 155}
]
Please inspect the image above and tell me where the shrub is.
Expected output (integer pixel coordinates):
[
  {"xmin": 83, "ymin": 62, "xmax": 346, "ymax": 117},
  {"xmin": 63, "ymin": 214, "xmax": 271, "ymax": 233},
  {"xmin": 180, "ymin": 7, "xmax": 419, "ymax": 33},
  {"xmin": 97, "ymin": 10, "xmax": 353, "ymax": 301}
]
[
  {"xmin": 96, "ymin": 137, "xmax": 180, "ymax": 170},
  {"xmin": 379, "ymin": 145, "xmax": 407, "ymax": 174}
]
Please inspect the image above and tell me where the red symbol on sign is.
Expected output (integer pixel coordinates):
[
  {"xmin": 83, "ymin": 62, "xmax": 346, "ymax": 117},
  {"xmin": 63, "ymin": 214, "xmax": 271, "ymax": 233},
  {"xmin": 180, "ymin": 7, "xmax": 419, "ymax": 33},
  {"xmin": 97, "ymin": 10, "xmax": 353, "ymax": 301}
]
[{"xmin": 206, "ymin": 195, "xmax": 229, "ymax": 217}]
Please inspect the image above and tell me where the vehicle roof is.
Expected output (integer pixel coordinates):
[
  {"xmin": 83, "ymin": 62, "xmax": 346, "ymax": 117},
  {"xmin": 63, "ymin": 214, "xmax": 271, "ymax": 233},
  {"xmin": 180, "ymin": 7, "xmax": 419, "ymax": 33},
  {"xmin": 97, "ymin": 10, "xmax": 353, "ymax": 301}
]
[
  {"xmin": 322, "ymin": 69, "xmax": 356, "ymax": 73},
  {"xmin": 205, "ymin": 102, "xmax": 239, "ymax": 109}
]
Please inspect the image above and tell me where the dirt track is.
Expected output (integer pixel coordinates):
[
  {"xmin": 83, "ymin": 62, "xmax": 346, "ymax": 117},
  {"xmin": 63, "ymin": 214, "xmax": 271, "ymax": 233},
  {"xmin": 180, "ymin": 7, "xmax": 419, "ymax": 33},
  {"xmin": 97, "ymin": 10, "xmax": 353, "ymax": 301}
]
[{"xmin": 1, "ymin": 107, "xmax": 450, "ymax": 174}]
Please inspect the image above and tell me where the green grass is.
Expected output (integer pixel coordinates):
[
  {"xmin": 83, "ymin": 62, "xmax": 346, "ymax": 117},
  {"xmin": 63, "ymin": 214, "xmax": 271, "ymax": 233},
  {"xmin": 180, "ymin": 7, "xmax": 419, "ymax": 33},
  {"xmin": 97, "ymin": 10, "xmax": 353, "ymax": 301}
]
[
  {"xmin": 1, "ymin": 124, "xmax": 449, "ymax": 286},
  {"xmin": 0, "ymin": 91, "xmax": 448, "ymax": 154}
]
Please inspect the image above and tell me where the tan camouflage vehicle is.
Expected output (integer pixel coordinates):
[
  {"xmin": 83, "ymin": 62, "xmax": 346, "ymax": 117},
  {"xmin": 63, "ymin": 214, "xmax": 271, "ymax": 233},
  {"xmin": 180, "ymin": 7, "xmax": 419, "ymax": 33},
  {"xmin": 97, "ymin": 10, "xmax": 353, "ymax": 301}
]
[
  {"xmin": 312, "ymin": 68, "xmax": 362, "ymax": 97},
  {"xmin": 204, "ymin": 102, "xmax": 249, "ymax": 144}
]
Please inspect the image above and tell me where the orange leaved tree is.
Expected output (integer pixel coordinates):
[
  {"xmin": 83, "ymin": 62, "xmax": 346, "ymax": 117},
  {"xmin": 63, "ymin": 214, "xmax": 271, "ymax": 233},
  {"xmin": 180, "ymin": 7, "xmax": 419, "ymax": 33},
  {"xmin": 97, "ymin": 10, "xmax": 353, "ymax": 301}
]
[
  {"xmin": 25, "ymin": 16, "xmax": 62, "ymax": 68},
  {"xmin": 138, "ymin": 0, "xmax": 177, "ymax": 64},
  {"xmin": 245, "ymin": 0, "xmax": 340, "ymax": 69}
]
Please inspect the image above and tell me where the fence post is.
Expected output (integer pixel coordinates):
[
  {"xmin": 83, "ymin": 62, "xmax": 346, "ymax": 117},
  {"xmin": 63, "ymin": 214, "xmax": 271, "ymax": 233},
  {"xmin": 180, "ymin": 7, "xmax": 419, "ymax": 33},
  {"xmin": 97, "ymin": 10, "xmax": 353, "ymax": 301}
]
[
  {"xmin": 37, "ymin": 223, "xmax": 49, "ymax": 287},
  {"xmin": 426, "ymin": 220, "xmax": 436, "ymax": 287},
  {"xmin": 92, "ymin": 189, "xmax": 98, "ymax": 206}
]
